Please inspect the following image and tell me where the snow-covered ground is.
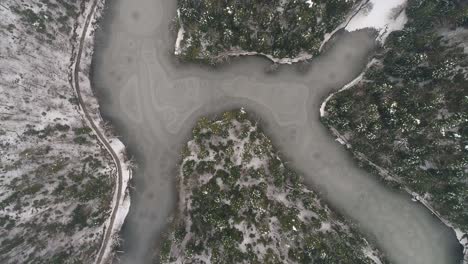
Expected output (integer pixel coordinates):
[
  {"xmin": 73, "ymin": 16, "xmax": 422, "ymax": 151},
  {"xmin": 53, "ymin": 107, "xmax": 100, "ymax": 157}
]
[
  {"xmin": 0, "ymin": 0, "xmax": 129, "ymax": 263},
  {"xmin": 345, "ymin": 0, "xmax": 408, "ymax": 43},
  {"xmin": 174, "ymin": 9, "xmax": 185, "ymax": 56}
]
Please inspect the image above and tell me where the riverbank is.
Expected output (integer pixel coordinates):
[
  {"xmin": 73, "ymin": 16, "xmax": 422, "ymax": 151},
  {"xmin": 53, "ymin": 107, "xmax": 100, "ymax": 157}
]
[
  {"xmin": 0, "ymin": 0, "xmax": 124, "ymax": 262},
  {"xmin": 69, "ymin": 0, "xmax": 132, "ymax": 263}
]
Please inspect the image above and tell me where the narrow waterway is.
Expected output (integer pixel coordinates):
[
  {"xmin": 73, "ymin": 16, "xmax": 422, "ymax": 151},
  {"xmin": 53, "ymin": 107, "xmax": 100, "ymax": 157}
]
[{"xmin": 91, "ymin": 0, "xmax": 463, "ymax": 263}]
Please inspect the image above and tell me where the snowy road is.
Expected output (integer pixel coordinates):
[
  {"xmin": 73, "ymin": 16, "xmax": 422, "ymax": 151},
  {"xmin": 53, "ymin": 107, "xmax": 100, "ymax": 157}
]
[{"xmin": 70, "ymin": 0, "xmax": 127, "ymax": 263}]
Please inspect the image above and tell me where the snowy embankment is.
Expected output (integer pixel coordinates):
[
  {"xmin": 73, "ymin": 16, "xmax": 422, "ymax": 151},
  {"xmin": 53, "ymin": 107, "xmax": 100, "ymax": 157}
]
[
  {"xmin": 70, "ymin": 0, "xmax": 132, "ymax": 263},
  {"xmin": 320, "ymin": 59, "xmax": 377, "ymax": 118},
  {"xmin": 174, "ymin": 9, "xmax": 185, "ymax": 56},
  {"xmin": 318, "ymin": 0, "xmax": 370, "ymax": 52}
]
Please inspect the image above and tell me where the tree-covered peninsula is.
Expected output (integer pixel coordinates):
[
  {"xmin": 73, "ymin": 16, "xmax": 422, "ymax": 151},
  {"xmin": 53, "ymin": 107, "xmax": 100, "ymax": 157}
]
[{"xmin": 160, "ymin": 110, "xmax": 385, "ymax": 263}]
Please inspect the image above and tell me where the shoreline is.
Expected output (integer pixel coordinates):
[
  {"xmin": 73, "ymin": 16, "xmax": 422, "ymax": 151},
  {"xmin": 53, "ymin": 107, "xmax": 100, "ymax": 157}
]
[
  {"xmin": 319, "ymin": 58, "xmax": 376, "ymax": 118},
  {"xmin": 69, "ymin": 0, "xmax": 132, "ymax": 263}
]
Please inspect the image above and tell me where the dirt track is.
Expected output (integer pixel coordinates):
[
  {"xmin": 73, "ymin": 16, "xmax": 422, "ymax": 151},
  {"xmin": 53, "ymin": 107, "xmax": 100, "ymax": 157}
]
[{"xmin": 70, "ymin": 1, "xmax": 123, "ymax": 263}]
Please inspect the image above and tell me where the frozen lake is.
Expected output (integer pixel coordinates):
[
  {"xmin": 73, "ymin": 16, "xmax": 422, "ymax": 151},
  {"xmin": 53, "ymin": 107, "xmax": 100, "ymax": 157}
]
[{"xmin": 91, "ymin": 0, "xmax": 463, "ymax": 263}]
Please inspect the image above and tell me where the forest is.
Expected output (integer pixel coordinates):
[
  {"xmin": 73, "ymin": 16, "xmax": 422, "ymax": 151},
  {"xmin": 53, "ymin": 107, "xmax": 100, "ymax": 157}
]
[{"xmin": 323, "ymin": 0, "xmax": 468, "ymax": 230}]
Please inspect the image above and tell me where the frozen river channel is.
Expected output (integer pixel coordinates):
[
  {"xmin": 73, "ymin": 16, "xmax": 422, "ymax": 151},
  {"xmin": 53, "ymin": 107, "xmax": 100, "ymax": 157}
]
[{"xmin": 91, "ymin": 0, "xmax": 463, "ymax": 263}]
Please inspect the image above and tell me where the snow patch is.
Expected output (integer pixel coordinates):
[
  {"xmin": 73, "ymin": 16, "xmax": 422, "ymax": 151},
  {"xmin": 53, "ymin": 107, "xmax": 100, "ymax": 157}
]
[
  {"xmin": 363, "ymin": 246, "xmax": 384, "ymax": 264},
  {"xmin": 174, "ymin": 9, "xmax": 185, "ymax": 56},
  {"xmin": 345, "ymin": 0, "xmax": 408, "ymax": 43}
]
